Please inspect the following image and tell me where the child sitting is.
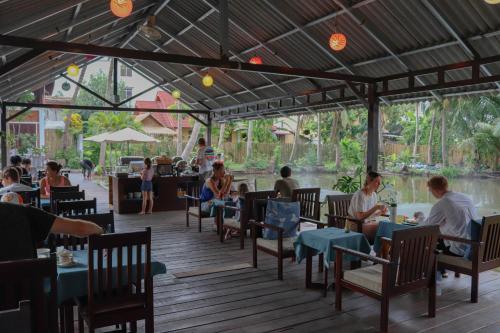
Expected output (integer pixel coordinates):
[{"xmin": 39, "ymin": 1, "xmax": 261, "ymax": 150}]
[{"xmin": 225, "ymin": 183, "xmax": 249, "ymax": 240}]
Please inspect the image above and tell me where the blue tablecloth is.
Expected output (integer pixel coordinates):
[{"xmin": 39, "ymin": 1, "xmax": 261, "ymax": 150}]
[
  {"xmin": 372, "ymin": 221, "xmax": 415, "ymax": 254},
  {"xmin": 56, "ymin": 249, "xmax": 167, "ymax": 304},
  {"xmin": 294, "ymin": 227, "xmax": 371, "ymax": 268}
]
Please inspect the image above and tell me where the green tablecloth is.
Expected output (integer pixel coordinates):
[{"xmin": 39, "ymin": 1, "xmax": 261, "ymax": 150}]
[
  {"xmin": 372, "ymin": 221, "xmax": 415, "ymax": 254},
  {"xmin": 56, "ymin": 249, "xmax": 166, "ymax": 304},
  {"xmin": 294, "ymin": 227, "xmax": 371, "ymax": 268}
]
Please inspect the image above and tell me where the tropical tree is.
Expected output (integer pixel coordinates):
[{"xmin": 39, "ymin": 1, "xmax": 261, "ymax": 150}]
[
  {"xmin": 246, "ymin": 120, "xmax": 254, "ymax": 160},
  {"xmin": 181, "ymin": 121, "xmax": 202, "ymax": 160}
]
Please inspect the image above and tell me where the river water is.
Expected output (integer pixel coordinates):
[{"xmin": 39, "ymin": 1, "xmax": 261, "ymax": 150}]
[{"xmin": 245, "ymin": 173, "xmax": 500, "ymax": 218}]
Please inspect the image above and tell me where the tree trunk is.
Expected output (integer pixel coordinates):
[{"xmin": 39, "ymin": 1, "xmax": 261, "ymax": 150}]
[
  {"xmin": 427, "ymin": 107, "xmax": 436, "ymax": 164},
  {"xmin": 413, "ymin": 102, "xmax": 420, "ymax": 157},
  {"xmin": 181, "ymin": 121, "xmax": 201, "ymax": 160},
  {"xmin": 289, "ymin": 116, "xmax": 302, "ymax": 162},
  {"xmin": 246, "ymin": 120, "xmax": 254, "ymax": 161},
  {"xmin": 378, "ymin": 108, "xmax": 385, "ymax": 155},
  {"xmin": 99, "ymin": 141, "xmax": 107, "ymax": 167},
  {"xmin": 106, "ymin": 60, "xmax": 114, "ymax": 100},
  {"xmin": 316, "ymin": 113, "xmax": 322, "ymax": 165},
  {"xmin": 217, "ymin": 122, "xmax": 225, "ymax": 149},
  {"xmin": 441, "ymin": 102, "xmax": 448, "ymax": 167},
  {"xmin": 176, "ymin": 112, "xmax": 183, "ymax": 155}
]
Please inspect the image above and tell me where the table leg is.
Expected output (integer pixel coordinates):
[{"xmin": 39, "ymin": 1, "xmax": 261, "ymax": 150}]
[
  {"xmin": 318, "ymin": 253, "xmax": 324, "ymax": 273},
  {"xmin": 64, "ymin": 302, "xmax": 74, "ymax": 333},
  {"xmin": 306, "ymin": 246, "xmax": 312, "ymax": 289},
  {"xmin": 323, "ymin": 267, "xmax": 328, "ymax": 297}
]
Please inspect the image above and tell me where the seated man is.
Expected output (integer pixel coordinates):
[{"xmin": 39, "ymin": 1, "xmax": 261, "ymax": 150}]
[
  {"xmin": 420, "ymin": 176, "xmax": 479, "ymax": 259},
  {"xmin": 0, "ymin": 202, "xmax": 104, "ymax": 262},
  {"xmin": 0, "ymin": 167, "xmax": 33, "ymax": 197},
  {"xmin": 274, "ymin": 166, "xmax": 299, "ymax": 198}
]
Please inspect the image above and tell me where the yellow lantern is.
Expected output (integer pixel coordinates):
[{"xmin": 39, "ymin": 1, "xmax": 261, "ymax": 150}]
[
  {"xmin": 485, "ymin": 0, "xmax": 500, "ymax": 4},
  {"xmin": 110, "ymin": 0, "xmax": 133, "ymax": 18},
  {"xmin": 172, "ymin": 90, "xmax": 181, "ymax": 99},
  {"xmin": 329, "ymin": 33, "xmax": 347, "ymax": 51},
  {"xmin": 202, "ymin": 74, "xmax": 214, "ymax": 87},
  {"xmin": 67, "ymin": 64, "xmax": 80, "ymax": 77}
]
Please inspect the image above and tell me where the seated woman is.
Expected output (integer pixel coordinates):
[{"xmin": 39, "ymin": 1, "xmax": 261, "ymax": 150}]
[
  {"xmin": 348, "ymin": 171, "xmax": 388, "ymax": 243},
  {"xmin": 39, "ymin": 161, "xmax": 71, "ymax": 198},
  {"xmin": 200, "ymin": 161, "xmax": 233, "ymax": 217}
]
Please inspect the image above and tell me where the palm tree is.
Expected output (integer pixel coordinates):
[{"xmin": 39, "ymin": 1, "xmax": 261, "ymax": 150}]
[
  {"xmin": 427, "ymin": 103, "xmax": 437, "ymax": 165},
  {"xmin": 181, "ymin": 121, "xmax": 202, "ymax": 160},
  {"xmin": 217, "ymin": 122, "xmax": 225, "ymax": 149},
  {"xmin": 289, "ymin": 115, "xmax": 302, "ymax": 162},
  {"xmin": 441, "ymin": 98, "xmax": 449, "ymax": 167}
]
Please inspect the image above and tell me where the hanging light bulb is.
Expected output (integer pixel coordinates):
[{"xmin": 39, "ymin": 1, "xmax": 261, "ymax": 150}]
[
  {"xmin": 62, "ymin": 82, "xmax": 71, "ymax": 91},
  {"xmin": 485, "ymin": 0, "xmax": 500, "ymax": 4},
  {"xmin": 110, "ymin": 0, "xmax": 133, "ymax": 18},
  {"xmin": 67, "ymin": 64, "xmax": 80, "ymax": 77},
  {"xmin": 202, "ymin": 74, "xmax": 214, "ymax": 87},
  {"xmin": 329, "ymin": 33, "xmax": 347, "ymax": 51},
  {"xmin": 249, "ymin": 56, "xmax": 263, "ymax": 65},
  {"xmin": 172, "ymin": 90, "xmax": 181, "ymax": 99}
]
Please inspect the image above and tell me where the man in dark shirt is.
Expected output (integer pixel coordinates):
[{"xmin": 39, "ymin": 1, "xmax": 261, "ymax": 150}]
[{"xmin": 0, "ymin": 203, "xmax": 104, "ymax": 262}]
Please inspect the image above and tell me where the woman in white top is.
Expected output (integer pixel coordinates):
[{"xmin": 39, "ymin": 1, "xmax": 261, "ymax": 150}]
[{"xmin": 348, "ymin": 171, "xmax": 387, "ymax": 243}]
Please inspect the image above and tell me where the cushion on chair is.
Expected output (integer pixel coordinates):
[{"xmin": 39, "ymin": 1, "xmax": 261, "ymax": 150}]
[
  {"xmin": 464, "ymin": 218, "xmax": 483, "ymax": 260},
  {"xmin": 263, "ymin": 200, "xmax": 300, "ymax": 240},
  {"xmin": 188, "ymin": 206, "xmax": 210, "ymax": 218},
  {"xmin": 438, "ymin": 254, "xmax": 472, "ymax": 270},
  {"xmin": 256, "ymin": 237, "xmax": 296, "ymax": 254},
  {"xmin": 343, "ymin": 264, "xmax": 383, "ymax": 294}
]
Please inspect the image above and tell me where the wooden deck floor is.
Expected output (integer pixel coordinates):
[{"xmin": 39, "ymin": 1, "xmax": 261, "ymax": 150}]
[{"xmin": 77, "ymin": 175, "xmax": 500, "ymax": 333}]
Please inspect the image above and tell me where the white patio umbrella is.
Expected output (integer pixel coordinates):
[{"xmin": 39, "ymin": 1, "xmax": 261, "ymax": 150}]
[
  {"xmin": 104, "ymin": 128, "xmax": 160, "ymax": 144},
  {"xmin": 83, "ymin": 132, "xmax": 110, "ymax": 143}
]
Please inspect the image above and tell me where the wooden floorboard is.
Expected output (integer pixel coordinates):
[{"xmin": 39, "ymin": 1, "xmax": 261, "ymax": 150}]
[{"xmin": 73, "ymin": 175, "xmax": 500, "ymax": 333}]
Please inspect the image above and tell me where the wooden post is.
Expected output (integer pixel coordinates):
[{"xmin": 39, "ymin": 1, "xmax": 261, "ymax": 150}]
[{"xmin": 366, "ymin": 83, "xmax": 379, "ymax": 172}]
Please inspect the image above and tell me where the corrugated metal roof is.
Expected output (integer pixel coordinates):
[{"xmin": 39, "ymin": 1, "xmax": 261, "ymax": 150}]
[{"xmin": 0, "ymin": 0, "xmax": 499, "ymax": 120}]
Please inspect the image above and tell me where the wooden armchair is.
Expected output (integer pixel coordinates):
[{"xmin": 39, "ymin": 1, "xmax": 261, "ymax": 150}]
[
  {"xmin": 184, "ymin": 181, "xmax": 214, "ymax": 233},
  {"xmin": 251, "ymin": 199, "xmax": 324, "ymax": 280},
  {"xmin": 50, "ymin": 185, "xmax": 79, "ymax": 193},
  {"xmin": 56, "ymin": 198, "xmax": 97, "ymax": 216},
  {"xmin": 0, "ymin": 256, "xmax": 58, "ymax": 333},
  {"xmin": 325, "ymin": 194, "xmax": 363, "ymax": 232},
  {"xmin": 291, "ymin": 187, "xmax": 321, "ymax": 222},
  {"xmin": 438, "ymin": 214, "xmax": 500, "ymax": 303},
  {"xmin": 50, "ymin": 190, "xmax": 85, "ymax": 213},
  {"xmin": 219, "ymin": 190, "xmax": 276, "ymax": 248},
  {"xmin": 77, "ymin": 227, "xmax": 153, "ymax": 333},
  {"xmin": 334, "ymin": 225, "xmax": 440, "ymax": 333}
]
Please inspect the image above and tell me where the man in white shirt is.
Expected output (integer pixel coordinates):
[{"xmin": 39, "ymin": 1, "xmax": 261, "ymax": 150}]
[
  {"xmin": 196, "ymin": 138, "xmax": 214, "ymax": 183},
  {"xmin": 420, "ymin": 176, "xmax": 479, "ymax": 257},
  {"xmin": 0, "ymin": 167, "xmax": 33, "ymax": 195}
]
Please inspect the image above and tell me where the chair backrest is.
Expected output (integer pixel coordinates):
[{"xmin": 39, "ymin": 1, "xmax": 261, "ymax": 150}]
[
  {"xmin": 185, "ymin": 181, "xmax": 203, "ymax": 207},
  {"xmin": 87, "ymin": 228, "xmax": 151, "ymax": 315},
  {"xmin": 291, "ymin": 188, "xmax": 321, "ymax": 220},
  {"xmin": 50, "ymin": 190, "xmax": 85, "ymax": 213},
  {"xmin": 326, "ymin": 194, "xmax": 353, "ymax": 228},
  {"xmin": 0, "ymin": 256, "xmax": 58, "ymax": 333},
  {"xmin": 243, "ymin": 190, "xmax": 277, "ymax": 225},
  {"xmin": 49, "ymin": 210, "xmax": 115, "ymax": 251},
  {"xmin": 50, "ymin": 185, "xmax": 79, "ymax": 194},
  {"xmin": 479, "ymin": 215, "xmax": 500, "ymax": 269},
  {"xmin": 20, "ymin": 176, "xmax": 32, "ymax": 187},
  {"xmin": 17, "ymin": 188, "xmax": 41, "ymax": 208},
  {"xmin": 57, "ymin": 198, "xmax": 97, "ymax": 216},
  {"xmin": 388, "ymin": 225, "xmax": 440, "ymax": 291}
]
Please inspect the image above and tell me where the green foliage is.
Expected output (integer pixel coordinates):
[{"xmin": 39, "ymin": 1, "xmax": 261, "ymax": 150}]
[
  {"xmin": 332, "ymin": 175, "xmax": 361, "ymax": 193},
  {"xmin": 440, "ymin": 166, "xmax": 461, "ymax": 178},
  {"xmin": 15, "ymin": 133, "xmax": 37, "ymax": 155},
  {"xmin": 244, "ymin": 158, "xmax": 269, "ymax": 170},
  {"xmin": 399, "ymin": 148, "xmax": 413, "ymax": 165},
  {"xmin": 273, "ymin": 145, "xmax": 281, "ymax": 171},
  {"xmin": 339, "ymin": 138, "xmax": 363, "ymax": 170},
  {"xmin": 55, "ymin": 149, "xmax": 80, "ymax": 169}
]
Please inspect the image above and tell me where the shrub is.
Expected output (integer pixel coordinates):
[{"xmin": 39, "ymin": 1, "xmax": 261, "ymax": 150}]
[{"xmin": 440, "ymin": 166, "xmax": 461, "ymax": 178}]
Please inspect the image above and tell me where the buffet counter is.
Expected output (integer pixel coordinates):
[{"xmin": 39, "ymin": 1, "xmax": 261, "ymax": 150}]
[{"xmin": 109, "ymin": 174, "xmax": 198, "ymax": 214}]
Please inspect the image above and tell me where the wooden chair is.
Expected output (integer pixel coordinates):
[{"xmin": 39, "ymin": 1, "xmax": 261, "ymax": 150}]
[
  {"xmin": 325, "ymin": 194, "xmax": 364, "ymax": 232},
  {"xmin": 291, "ymin": 187, "xmax": 321, "ymax": 222},
  {"xmin": 48, "ymin": 210, "xmax": 115, "ymax": 251},
  {"xmin": 56, "ymin": 198, "xmax": 97, "ymax": 216},
  {"xmin": 334, "ymin": 225, "xmax": 440, "ymax": 333},
  {"xmin": 50, "ymin": 190, "xmax": 85, "ymax": 213},
  {"xmin": 219, "ymin": 190, "xmax": 276, "ymax": 248},
  {"xmin": 438, "ymin": 214, "xmax": 500, "ymax": 303},
  {"xmin": 50, "ymin": 185, "xmax": 79, "ymax": 193},
  {"xmin": 184, "ymin": 181, "xmax": 213, "ymax": 233},
  {"xmin": 77, "ymin": 227, "xmax": 153, "ymax": 333},
  {"xmin": 0, "ymin": 256, "xmax": 58, "ymax": 333},
  {"xmin": 20, "ymin": 175, "xmax": 32, "ymax": 187},
  {"xmin": 251, "ymin": 198, "xmax": 324, "ymax": 280},
  {"xmin": 17, "ymin": 188, "xmax": 41, "ymax": 208}
]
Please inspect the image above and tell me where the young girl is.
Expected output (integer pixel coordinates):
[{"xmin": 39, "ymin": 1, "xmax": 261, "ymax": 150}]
[{"xmin": 140, "ymin": 157, "xmax": 154, "ymax": 215}]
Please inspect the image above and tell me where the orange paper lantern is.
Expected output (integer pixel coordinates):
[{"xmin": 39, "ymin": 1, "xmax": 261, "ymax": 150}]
[
  {"xmin": 110, "ymin": 0, "xmax": 133, "ymax": 18},
  {"xmin": 329, "ymin": 33, "xmax": 347, "ymax": 51},
  {"xmin": 249, "ymin": 56, "xmax": 263, "ymax": 65}
]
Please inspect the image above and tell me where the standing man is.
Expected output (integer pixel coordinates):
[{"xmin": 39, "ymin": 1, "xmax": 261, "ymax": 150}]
[
  {"xmin": 80, "ymin": 159, "xmax": 94, "ymax": 180},
  {"xmin": 196, "ymin": 138, "xmax": 215, "ymax": 184}
]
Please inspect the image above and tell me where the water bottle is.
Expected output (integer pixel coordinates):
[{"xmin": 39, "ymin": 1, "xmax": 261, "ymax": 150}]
[{"xmin": 389, "ymin": 203, "xmax": 397, "ymax": 223}]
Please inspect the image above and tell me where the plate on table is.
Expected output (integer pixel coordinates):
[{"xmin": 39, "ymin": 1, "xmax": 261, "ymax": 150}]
[{"xmin": 57, "ymin": 259, "xmax": 79, "ymax": 268}]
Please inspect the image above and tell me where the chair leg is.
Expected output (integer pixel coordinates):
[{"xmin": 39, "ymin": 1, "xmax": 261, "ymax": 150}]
[
  {"xmin": 323, "ymin": 267, "xmax": 328, "ymax": 297},
  {"xmin": 78, "ymin": 313, "xmax": 84, "ymax": 333},
  {"xmin": 428, "ymin": 283, "xmax": 436, "ymax": 317},
  {"xmin": 146, "ymin": 313, "xmax": 154, "ymax": 333},
  {"xmin": 198, "ymin": 215, "xmax": 202, "ymax": 232},
  {"xmin": 335, "ymin": 276, "xmax": 342, "ymax": 311},
  {"xmin": 240, "ymin": 230, "xmax": 244, "ymax": 250},
  {"xmin": 130, "ymin": 321, "xmax": 137, "ymax": 332},
  {"xmin": 186, "ymin": 211, "xmax": 189, "ymax": 227},
  {"xmin": 471, "ymin": 273, "xmax": 479, "ymax": 303},
  {"xmin": 278, "ymin": 254, "xmax": 283, "ymax": 280},
  {"xmin": 318, "ymin": 253, "xmax": 324, "ymax": 273},
  {"xmin": 59, "ymin": 307, "xmax": 65, "ymax": 333},
  {"xmin": 380, "ymin": 297, "xmax": 389, "ymax": 333}
]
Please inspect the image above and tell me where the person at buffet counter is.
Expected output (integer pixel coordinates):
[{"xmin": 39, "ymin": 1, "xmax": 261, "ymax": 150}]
[
  {"xmin": 200, "ymin": 161, "xmax": 233, "ymax": 216},
  {"xmin": 348, "ymin": 171, "xmax": 388, "ymax": 243},
  {"xmin": 196, "ymin": 138, "xmax": 215, "ymax": 183},
  {"xmin": 0, "ymin": 202, "xmax": 104, "ymax": 262},
  {"xmin": 0, "ymin": 167, "xmax": 33, "ymax": 196},
  {"xmin": 274, "ymin": 165, "xmax": 299, "ymax": 198},
  {"xmin": 419, "ymin": 176, "xmax": 479, "ymax": 258},
  {"xmin": 39, "ymin": 161, "xmax": 71, "ymax": 198}
]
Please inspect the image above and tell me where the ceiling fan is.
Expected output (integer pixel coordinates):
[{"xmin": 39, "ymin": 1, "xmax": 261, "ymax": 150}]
[{"xmin": 138, "ymin": 16, "xmax": 162, "ymax": 41}]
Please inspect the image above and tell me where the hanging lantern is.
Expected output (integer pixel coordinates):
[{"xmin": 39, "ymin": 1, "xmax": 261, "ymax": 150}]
[
  {"xmin": 485, "ymin": 0, "xmax": 500, "ymax": 4},
  {"xmin": 202, "ymin": 74, "xmax": 214, "ymax": 87},
  {"xmin": 67, "ymin": 63, "xmax": 80, "ymax": 77},
  {"xmin": 172, "ymin": 89, "xmax": 181, "ymax": 99},
  {"xmin": 110, "ymin": 0, "xmax": 133, "ymax": 18},
  {"xmin": 329, "ymin": 33, "xmax": 347, "ymax": 51},
  {"xmin": 62, "ymin": 82, "xmax": 71, "ymax": 91},
  {"xmin": 249, "ymin": 56, "xmax": 263, "ymax": 65}
]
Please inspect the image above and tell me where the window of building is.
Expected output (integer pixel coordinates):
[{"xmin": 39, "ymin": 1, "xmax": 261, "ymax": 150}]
[
  {"xmin": 124, "ymin": 87, "xmax": 133, "ymax": 99},
  {"xmin": 120, "ymin": 65, "xmax": 132, "ymax": 77}
]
